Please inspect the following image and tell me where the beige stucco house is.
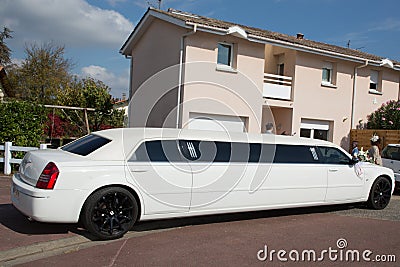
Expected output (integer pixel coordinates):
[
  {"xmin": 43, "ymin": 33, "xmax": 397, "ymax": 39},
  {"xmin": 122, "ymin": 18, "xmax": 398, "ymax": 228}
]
[{"xmin": 120, "ymin": 8, "xmax": 400, "ymax": 150}]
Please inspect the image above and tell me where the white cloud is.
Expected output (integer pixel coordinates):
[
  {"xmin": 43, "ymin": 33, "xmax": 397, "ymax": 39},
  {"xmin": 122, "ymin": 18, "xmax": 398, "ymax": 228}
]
[
  {"xmin": 0, "ymin": 0, "xmax": 134, "ymax": 48},
  {"xmin": 107, "ymin": 0, "xmax": 127, "ymax": 7},
  {"xmin": 81, "ymin": 65, "xmax": 129, "ymax": 97},
  {"xmin": 10, "ymin": 58, "xmax": 24, "ymax": 67},
  {"xmin": 134, "ymin": 0, "xmax": 150, "ymax": 8},
  {"xmin": 368, "ymin": 18, "xmax": 400, "ymax": 32}
]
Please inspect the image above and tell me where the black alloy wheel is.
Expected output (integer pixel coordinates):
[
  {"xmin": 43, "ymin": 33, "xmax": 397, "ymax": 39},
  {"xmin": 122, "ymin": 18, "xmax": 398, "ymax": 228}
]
[
  {"xmin": 81, "ymin": 187, "xmax": 138, "ymax": 240},
  {"xmin": 367, "ymin": 177, "xmax": 392, "ymax": 210}
]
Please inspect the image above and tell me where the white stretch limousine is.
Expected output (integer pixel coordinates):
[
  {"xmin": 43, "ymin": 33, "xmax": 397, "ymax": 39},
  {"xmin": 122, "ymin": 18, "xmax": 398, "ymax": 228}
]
[{"xmin": 11, "ymin": 128, "xmax": 394, "ymax": 240}]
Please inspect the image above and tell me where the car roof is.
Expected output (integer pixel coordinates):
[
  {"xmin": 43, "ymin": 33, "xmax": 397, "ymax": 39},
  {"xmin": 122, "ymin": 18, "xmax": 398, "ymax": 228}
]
[{"xmin": 94, "ymin": 127, "xmax": 335, "ymax": 147}]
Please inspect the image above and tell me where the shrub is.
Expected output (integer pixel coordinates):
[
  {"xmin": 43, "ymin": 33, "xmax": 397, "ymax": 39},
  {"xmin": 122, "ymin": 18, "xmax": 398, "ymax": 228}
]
[
  {"xmin": 0, "ymin": 100, "xmax": 46, "ymax": 146},
  {"xmin": 367, "ymin": 100, "xmax": 400, "ymax": 130}
]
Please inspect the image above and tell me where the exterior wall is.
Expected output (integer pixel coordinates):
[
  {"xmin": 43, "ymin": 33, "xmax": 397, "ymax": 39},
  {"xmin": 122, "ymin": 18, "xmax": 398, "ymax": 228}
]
[
  {"xmin": 264, "ymin": 45, "xmax": 296, "ymax": 78},
  {"xmin": 125, "ymin": 16, "xmax": 400, "ymax": 149},
  {"xmin": 353, "ymin": 67, "xmax": 399, "ymax": 127},
  {"xmin": 181, "ymin": 31, "xmax": 265, "ymax": 133},
  {"xmin": 292, "ymin": 52, "xmax": 355, "ymax": 149},
  {"xmin": 128, "ymin": 19, "xmax": 186, "ymax": 128},
  {"xmin": 292, "ymin": 52, "xmax": 399, "ymax": 150}
]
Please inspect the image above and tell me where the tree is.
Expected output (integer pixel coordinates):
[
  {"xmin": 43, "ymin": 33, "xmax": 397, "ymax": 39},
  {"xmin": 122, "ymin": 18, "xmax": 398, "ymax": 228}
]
[
  {"xmin": 0, "ymin": 27, "xmax": 13, "ymax": 66},
  {"xmin": 367, "ymin": 100, "xmax": 400, "ymax": 130},
  {"xmin": 8, "ymin": 42, "xmax": 73, "ymax": 103},
  {"xmin": 50, "ymin": 77, "xmax": 124, "ymax": 137}
]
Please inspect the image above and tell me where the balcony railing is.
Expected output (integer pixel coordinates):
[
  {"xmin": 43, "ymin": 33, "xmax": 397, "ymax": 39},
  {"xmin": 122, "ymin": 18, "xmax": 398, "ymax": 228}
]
[{"xmin": 263, "ymin": 73, "xmax": 292, "ymax": 101}]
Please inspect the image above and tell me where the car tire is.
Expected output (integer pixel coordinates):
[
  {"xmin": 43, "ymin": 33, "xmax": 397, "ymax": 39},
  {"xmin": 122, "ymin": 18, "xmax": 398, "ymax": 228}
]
[
  {"xmin": 81, "ymin": 187, "xmax": 138, "ymax": 240},
  {"xmin": 366, "ymin": 176, "xmax": 392, "ymax": 210}
]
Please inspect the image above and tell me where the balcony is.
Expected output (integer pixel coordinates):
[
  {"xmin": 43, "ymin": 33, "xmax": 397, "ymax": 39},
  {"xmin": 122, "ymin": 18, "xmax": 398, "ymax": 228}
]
[{"xmin": 263, "ymin": 73, "xmax": 292, "ymax": 101}]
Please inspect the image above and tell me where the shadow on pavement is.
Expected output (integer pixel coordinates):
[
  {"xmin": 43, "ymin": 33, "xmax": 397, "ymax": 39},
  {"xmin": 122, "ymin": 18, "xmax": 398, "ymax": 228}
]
[
  {"xmin": 132, "ymin": 202, "xmax": 360, "ymax": 232},
  {"xmin": 1, "ymin": 200, "xmax": 360, "ymax": 241},
  {"xmin": 0, "ymin": 203, "xmax": 88, "ymax": 237}
]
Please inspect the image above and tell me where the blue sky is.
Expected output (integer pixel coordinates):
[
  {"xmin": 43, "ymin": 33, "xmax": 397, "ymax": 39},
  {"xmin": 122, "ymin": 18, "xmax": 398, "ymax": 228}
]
[{"xmin": 1, "ymin": 0, "xmax": 399, "ymax": 97}]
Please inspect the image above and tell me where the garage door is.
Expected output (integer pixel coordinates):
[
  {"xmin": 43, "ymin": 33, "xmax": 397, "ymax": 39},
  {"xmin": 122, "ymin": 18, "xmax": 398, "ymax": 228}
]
[{"xmin": 188, "ymin": 113, "xmax": 246, "ymax": 132}]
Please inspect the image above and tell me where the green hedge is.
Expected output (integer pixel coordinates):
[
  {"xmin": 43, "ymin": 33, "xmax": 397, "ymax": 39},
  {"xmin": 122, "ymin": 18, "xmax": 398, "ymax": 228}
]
[{"xmin": 0, "ymin": 100, "xmax": 46, "ymax": 147}]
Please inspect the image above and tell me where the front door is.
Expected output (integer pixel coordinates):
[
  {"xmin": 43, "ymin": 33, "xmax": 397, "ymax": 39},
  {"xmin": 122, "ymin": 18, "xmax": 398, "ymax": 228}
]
[{"xmin": 318, "ymin": 146, "xmax": 364, "ymax": 201}]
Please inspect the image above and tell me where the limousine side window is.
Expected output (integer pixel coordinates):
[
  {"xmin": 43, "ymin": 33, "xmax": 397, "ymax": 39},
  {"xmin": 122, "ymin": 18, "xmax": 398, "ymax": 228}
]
[
  {"xmin": 273, "ymin": 144, "xmax": 319, "ymax": 164},
  {"xmin": 129, "ymin": 140, "xmax": 182, "ymax": 162},
  {"xmin": 317, "ymin": 146, "xmax": 351, "ymax": 164},
  {"xmin": 179, "ymin": 141, "xmax": 270, "ymax": 163},
  {"xmin": 179, "ymin": 140, "xmax": 232, "ymax": 162}
]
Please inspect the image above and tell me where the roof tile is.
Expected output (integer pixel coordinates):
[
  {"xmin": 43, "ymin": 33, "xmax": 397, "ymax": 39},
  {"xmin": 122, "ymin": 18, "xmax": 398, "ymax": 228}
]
[{"xmin": 155, "ymin": 8, "xmax": 399, "ymax": 65}]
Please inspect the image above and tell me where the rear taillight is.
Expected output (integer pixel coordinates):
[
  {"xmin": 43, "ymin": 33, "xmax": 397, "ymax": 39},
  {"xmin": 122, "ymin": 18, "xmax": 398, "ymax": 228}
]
[{"xmin": 36, "ymin": 162, "xmax": 59, "ymax": 189}]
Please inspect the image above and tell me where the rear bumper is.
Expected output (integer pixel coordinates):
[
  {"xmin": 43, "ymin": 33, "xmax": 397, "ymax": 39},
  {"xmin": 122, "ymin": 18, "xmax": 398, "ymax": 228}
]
[{"xmin": 11, "ymin": 173, "xmax": 88, "ymax": 223}]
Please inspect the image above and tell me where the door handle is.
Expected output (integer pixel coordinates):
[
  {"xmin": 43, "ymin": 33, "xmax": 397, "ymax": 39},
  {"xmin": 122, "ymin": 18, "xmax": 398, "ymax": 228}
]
[
  {"xmin": 329, "ymin": 169, "xmax": 338, "ymax": 172},
  {"xmin": 130, "ymin": 169, "xmax": 149, "ymax": 173}
]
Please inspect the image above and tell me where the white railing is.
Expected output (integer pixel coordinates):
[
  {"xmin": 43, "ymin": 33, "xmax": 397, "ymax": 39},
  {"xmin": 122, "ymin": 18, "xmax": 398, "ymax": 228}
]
[
  {"xmin": 0, "ymin": 142, "xmax": 48, "ymax": 175},
  {"xmin": 263, "ymin": 73, "xmax": 292, "ymax": 101}
]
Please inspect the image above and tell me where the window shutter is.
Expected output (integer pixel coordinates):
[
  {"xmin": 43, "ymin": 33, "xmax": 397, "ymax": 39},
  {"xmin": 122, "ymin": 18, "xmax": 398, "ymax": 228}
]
[{"xmin": 370, "ymin": 70, "xmax": 379, "ymax": 84}]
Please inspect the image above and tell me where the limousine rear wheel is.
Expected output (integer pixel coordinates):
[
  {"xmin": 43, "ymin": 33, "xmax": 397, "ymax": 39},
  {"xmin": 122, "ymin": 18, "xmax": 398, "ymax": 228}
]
[
  {"xmin": 367, "ymin": 177, "xmax": 392, "ymax": 210},
  {"xmin": 81, "ymin": 187, "xmax": 138, "ymax": 240}
]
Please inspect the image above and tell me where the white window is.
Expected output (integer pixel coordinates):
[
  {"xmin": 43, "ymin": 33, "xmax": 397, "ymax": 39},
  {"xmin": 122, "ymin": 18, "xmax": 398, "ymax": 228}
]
[
  {"xmin": 217, "ymin": 43, "xmax": 233, "ymax": 67},
  {"xmin": 322, "ymin": 62, "xmax": 333, "ymax": 85},
  {"xmin": 370, "ymin": 70, "xmax": 379, "ymax": 90},
  {"xmin": 299, "ymin": 119, "xmax": 331, "ymax": 141}
]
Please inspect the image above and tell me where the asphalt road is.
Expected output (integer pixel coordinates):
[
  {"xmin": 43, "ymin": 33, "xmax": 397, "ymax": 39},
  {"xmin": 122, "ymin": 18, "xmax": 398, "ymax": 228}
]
[{"xmin": 1, "ymin": 175, "xmax": 399, "ymax": 266}]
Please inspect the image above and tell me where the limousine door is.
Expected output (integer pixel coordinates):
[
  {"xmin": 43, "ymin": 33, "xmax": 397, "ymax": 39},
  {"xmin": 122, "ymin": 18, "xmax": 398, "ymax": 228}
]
[
  {"xmin": 318, "ymin": 147, "xmax": 364, "ymax": 201},
  {"xmin": 179, "ymin": 140, "xmax": 239, "ymax": 210},
  {"xmin": 126, "ymin": 140, "xmax": 192, "ymax": 214}
]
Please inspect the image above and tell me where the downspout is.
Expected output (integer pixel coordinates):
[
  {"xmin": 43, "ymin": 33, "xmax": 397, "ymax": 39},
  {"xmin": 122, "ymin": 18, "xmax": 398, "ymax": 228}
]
[
  {"xmin": 125, "ymin": 55, "xmax": 133, "ymax": 127},
  {"xmin": 351, "ymin": 60, "xmax": 369, "ymax": 129},
  {"xmin": 176, "ymin": 24, "xmax": 197, "ymax": 128}
]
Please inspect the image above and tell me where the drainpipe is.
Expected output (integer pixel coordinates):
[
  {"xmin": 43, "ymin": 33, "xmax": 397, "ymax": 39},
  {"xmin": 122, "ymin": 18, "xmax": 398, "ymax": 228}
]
[
  {"xmin": 351, "ymin": 60, "xmax": 369, "ymax": 129},
  {"xmin": 176, "ymin": 24, "xmax": 197, "ymax": 128},
  {"xmin": 125, "ymin": 55, "xmax": 133, "ymax": 127}
]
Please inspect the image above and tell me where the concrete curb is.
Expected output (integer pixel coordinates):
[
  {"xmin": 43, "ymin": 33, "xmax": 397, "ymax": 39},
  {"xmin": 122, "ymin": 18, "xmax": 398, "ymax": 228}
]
[{"xmin": 0, "ymin": 228, "xmax": 175, "ymax": 266}]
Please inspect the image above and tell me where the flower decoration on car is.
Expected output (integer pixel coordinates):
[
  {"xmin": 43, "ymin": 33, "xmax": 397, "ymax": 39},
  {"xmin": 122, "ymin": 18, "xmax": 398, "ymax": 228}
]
[{"xmin": 370, "ymin": 135, "xmax": 380, "ymax": 142}]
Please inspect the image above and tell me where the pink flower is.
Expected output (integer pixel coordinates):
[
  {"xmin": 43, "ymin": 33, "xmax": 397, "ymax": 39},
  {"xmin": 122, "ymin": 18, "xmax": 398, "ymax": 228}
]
[
  {"xmin": 382, "ymin": 117, "xmax": 386, "ymax": 121},
  {"xmin": 397, "ymin": 107, "xmax": 400, "ymax": 111},
  {"xmin": 389, "ymin": 121, "xmax": 394, "ymax": 125}
]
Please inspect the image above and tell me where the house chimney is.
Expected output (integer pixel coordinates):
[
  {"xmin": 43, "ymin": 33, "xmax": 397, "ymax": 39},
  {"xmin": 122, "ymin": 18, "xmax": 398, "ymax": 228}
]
[{"xmin": 296, "ymin": 33, "xmax": 304, "ymax": 40}]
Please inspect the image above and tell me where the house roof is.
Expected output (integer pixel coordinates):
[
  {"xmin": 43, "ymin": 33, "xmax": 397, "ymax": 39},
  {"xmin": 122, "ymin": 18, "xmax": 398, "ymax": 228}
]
[{"xmin": 121, "ymin": 8, "xmax": 400, "ymax": 69}]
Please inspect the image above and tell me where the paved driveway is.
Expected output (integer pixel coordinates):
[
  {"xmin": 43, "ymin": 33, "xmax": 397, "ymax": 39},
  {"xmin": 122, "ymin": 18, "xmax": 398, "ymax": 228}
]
[{"xmin": 1, "ymin": 175, "xmax": 399, "ymax": 266}]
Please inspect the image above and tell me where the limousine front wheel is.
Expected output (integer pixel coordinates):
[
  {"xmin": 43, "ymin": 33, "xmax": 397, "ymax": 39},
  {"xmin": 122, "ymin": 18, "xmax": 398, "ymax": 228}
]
[
  {"xmin": 367, "ymin": 177, "xmax": 392, "ymax": 210},
  {"xmin": 81, "ymin": 187, "xmax": 138, "ymax": 240}
]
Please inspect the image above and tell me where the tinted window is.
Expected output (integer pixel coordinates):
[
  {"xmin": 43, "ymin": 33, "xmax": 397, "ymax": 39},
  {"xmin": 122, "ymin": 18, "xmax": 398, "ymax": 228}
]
[
  {"xmin": 130, "ymin": 140, "xmax": 182, "ymax": 162},
  {"xmin": 214, "ymin": 142, "xmax": 231, "ymax": 162},
  {"xmin": 273, "ymin": 145, "xmax": 318, "ymax": 164},
  {"xmin": 249, "ymin": 143, "xmax": 262, "ymax": 163},
  {"xmin": 179, "ymin": 140, "xmax": 201, "ymax": 161},
  {"xmin": 382, "ymin": 146, "xmax": 400, "ymax": 160},
  {"xmin": 179, "ymin": 140, "xmax": 232, "ymax": 162},
  {"xmin": 317, "ymin": 147, "xmax": 351, "ymax": 164},
  {"xmin": 61, "ymin": 134, "xmax": 111, "ymax": 156}
]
